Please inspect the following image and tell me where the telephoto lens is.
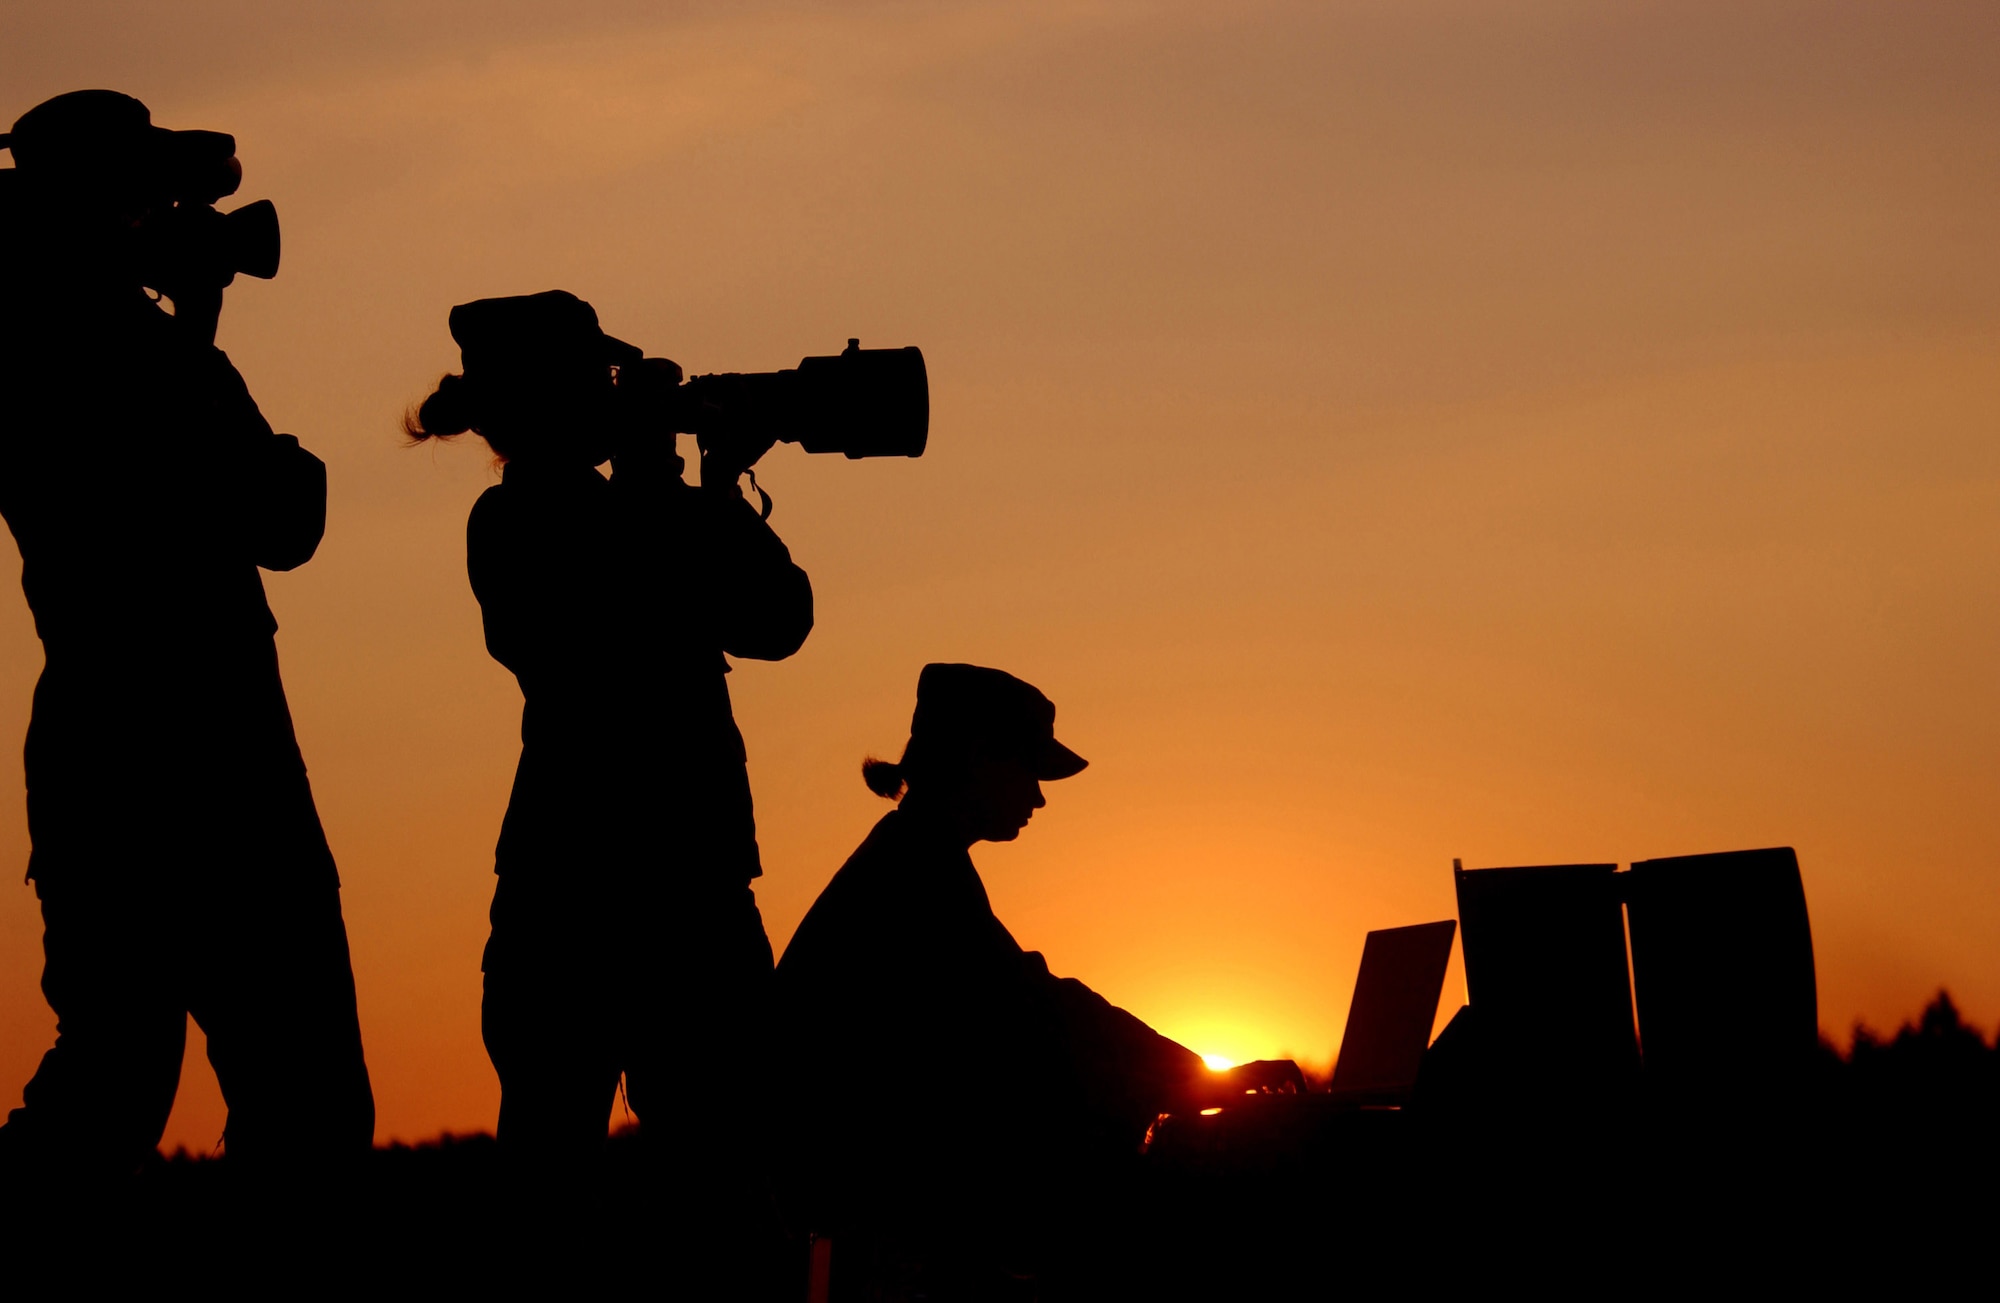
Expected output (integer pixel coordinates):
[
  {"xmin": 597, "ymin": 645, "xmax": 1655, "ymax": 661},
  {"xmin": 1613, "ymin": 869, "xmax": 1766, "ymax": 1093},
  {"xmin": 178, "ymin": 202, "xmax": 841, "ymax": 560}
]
[{"xmin": 679, "ymin": 339, "xmax": 928, "ymax": 459}]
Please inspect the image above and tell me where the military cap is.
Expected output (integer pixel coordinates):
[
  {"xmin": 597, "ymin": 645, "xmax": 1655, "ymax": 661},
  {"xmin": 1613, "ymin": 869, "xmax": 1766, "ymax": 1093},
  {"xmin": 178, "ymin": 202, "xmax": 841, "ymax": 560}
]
[
  {"xmin": 905, "ymin": 663, "xmax": 1088, "ymax": 780},
  {"xmin": 447, "ymin": 290, "xmax": 643, "ymax": 373}
]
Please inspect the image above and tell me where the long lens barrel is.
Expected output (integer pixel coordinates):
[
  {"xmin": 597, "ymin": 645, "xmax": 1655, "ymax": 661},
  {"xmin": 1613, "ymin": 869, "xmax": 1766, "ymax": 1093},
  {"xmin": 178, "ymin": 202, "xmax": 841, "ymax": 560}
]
[{"xmin": 680, "ymin": 340, "xmax": 928, "ymax": 459}]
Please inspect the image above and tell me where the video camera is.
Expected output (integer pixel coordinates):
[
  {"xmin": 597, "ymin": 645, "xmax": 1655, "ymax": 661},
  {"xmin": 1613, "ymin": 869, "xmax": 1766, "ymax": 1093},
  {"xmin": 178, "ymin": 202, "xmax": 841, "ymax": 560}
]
[
  {"xmin": 622, "ymin": 338, "xmax": 929, "ymax": 464},
  {"xmin": 0, "ymin": 92, "xmax": 280, "ymax": 292},
  {"xmin": 128, "ymin": 129, "xmax": 281, "ymax": 292}
]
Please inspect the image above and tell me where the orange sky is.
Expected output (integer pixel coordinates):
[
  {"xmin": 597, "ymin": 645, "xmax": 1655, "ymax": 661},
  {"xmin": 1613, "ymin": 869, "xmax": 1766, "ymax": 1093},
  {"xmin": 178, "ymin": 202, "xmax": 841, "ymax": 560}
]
[{"xmin": 3, "ymin": 1, "xmax": 1997, "ymax": 1153}]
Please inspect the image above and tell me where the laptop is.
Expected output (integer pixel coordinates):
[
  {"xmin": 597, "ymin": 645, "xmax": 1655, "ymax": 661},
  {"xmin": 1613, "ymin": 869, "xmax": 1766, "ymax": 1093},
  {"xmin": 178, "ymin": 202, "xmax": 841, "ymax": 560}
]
[
  {"xmin": 1625, "ymin": 846, "xmax": 1817, "ymax": 1094},
  {"xmin": 1327, "ymin": 919, "xmax": 1458, "ymax": 1106},
  {"xmin": 1452, "ymin": 861, "xmax": 1642, "ymax": 1096}
]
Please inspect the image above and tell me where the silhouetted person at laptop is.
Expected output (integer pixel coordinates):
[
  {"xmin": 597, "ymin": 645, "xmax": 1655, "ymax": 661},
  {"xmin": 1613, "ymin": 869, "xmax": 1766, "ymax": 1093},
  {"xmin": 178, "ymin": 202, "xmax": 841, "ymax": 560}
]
[
  {"xmin": 405, "ymin": 292, "xmax": 811, "ymax": 1221},
  {"xmin": 777, "ymin": 663, "xmax": 1298, "ymax": 1279},
  {"xmin": 0, "ymin": 91, "xmax": 373, "ymax": 1180}
]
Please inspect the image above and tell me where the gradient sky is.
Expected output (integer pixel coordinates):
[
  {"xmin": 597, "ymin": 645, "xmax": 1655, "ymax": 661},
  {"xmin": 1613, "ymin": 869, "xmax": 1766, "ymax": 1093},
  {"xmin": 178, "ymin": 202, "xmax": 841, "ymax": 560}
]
[{"xmin": 3, "ymin": 1, "xmax": 1996, "ymax": 1153}]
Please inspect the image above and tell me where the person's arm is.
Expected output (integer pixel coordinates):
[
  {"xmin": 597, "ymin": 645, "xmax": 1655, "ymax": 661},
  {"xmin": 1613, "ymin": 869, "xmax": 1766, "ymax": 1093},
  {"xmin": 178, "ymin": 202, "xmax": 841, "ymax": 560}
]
[
  {"xmin": 689, "ymin": 485, "xmax": 814, "ymax": 661},
  {"xmin": 467, "ymin": 487, "xmax": 617, "ymax": 688},
  {"xmin": 1021, "ymin": 949, "xmax": 1211, "ymax": 1118},
  {"xmin": 1022, "ymin": 949, "xmax": 1305, "ymax": 1124},
  {"xmin": 244, "ymin": 434, "xmax": 327, "ymax": 572},
  {"xmin": 199, "ymin": 346, "xmax": 328, "ymax": 571},
  {"xmin": 611, "ymin": 449, "xmax": 814, "ymax": 662}
]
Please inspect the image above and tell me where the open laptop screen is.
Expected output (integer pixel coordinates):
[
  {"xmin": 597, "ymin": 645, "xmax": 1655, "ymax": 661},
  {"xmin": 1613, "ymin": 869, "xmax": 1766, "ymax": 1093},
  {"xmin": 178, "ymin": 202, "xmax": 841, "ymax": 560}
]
[{"xmin": 1328, "ymin": 919, "xmax": 1458, "ymax": 1106}]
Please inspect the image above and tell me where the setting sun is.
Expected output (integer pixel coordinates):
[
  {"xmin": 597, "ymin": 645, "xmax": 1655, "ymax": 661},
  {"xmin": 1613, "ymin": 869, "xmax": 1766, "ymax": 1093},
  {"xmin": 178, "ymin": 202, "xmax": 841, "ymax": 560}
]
[{"xmin": 1200, "ymin": 1055, "xmax": 1236, "ymax": 1072}]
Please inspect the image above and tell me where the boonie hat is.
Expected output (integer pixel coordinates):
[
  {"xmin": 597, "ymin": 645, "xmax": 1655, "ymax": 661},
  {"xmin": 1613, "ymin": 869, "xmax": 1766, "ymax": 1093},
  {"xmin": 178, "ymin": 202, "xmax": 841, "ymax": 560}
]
[
  {"xmin": 904, "ymin": 663, "xmax": 1088, "ymax": 781},
  {"xmin": 448, "ymin": 290, "xmax": 643, "ymax": 373},
  {"xmin": 3, "ymin": 90, "xmax": 240, "ymax": 202}
]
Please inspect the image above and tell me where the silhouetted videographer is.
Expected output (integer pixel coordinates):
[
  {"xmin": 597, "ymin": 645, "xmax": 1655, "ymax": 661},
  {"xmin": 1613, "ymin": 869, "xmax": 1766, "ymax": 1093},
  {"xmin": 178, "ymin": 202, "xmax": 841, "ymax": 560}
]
[{"xmin": 0, "ymin": 91, "xmax": 374, "ymax": 1181}]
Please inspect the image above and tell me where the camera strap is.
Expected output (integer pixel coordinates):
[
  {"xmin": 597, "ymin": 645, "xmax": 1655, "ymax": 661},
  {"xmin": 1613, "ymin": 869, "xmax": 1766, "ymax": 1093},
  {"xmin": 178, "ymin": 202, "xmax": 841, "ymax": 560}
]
[{"xmin": 744, "ymin": 467, "xmax": 774, "ymax": 522}]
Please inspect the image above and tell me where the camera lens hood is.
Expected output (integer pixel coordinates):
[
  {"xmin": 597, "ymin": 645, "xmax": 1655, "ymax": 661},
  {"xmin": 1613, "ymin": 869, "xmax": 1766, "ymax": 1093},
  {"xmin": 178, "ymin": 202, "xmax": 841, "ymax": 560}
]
[{"xmin": 223, "ymin": 199, "xmax": 280, "ymax": 280}]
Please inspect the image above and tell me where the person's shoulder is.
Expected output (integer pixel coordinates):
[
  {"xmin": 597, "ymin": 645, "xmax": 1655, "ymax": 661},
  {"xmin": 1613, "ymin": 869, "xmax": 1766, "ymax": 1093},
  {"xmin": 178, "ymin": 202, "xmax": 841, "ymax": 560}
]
[
  {"xmin": 778, "ymin": 816, "xmax": 907, "ymax": 979},
  {"xmin": 844, "ymin": 809, "xmax": 952, "ymax": 882},
  {"xmin": 814, "ymin": 812, "xmax": 908, "ymax": 897},
  {"xmin": 466, "ymin": 481, "xmax": 531, "ymax": 568},
  {"xmin": 469, "ymin": 479, "xmax": 512, "ymax": 511},
  {"xmin": 783, "ymin": 814, "xmax": 915, "ymax": 940},
  {"xmin": 467, "ymin": 481, "xmax": 515, "ymax": 532}
]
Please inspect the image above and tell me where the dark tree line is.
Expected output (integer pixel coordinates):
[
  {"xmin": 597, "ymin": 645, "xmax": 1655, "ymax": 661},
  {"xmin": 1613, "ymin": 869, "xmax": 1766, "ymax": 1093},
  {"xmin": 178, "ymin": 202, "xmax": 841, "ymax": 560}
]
[{"xmin": 1827, "ymin": 990, "xmax": 2000, "ymax": 1105}]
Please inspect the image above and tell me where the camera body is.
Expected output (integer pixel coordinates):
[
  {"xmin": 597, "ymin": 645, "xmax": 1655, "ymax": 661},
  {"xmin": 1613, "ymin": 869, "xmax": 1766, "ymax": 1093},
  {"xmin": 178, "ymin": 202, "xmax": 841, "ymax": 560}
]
[
  {"xmin": 136, "ymin": 197, "xmax": 280, "ymax": 290},
  {"xmin": 152, "ymin": 128, "xmax": 244, "ymax": 207},
  {"xmin": 0, "ymin": 114, "xmax": 279, "ymax": 292},
  {"xmin": 133, "ymin": 129, "xmax": 281, "ymax": 292},
  {"xmin": 629, "ymin": 339, "xmax": 929, "ymax": 463}
]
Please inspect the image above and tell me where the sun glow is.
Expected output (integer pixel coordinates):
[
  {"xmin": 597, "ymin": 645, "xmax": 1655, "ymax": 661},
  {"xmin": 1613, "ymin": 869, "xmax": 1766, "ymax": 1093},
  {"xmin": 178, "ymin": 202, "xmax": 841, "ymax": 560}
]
[{"xmin": 1201, "ymin": 1054, "xmax": 1236, "ymax": 1072}]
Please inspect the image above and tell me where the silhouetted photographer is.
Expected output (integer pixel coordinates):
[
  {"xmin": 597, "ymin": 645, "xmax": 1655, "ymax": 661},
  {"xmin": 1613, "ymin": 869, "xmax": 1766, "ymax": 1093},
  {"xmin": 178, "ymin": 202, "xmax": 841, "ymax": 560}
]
[
  {"xmin": 0, "ymin": 91, "xmax": 374, "ymax": 1181},
  {"xmin": 777, "ymin": 664, "xmax": 1302, "ymax": 1288},
  {"xmin": 408, "ymin": 291, "xmax": 917, "ymax": 1283}
]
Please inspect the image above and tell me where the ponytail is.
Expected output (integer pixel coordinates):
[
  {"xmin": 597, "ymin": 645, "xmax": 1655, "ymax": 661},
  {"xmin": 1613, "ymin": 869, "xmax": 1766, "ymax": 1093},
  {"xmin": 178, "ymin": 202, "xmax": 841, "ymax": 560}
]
[
  {"xmin": 861, "ymin": 756, "xmax": 907, "ymax": 800},
  {"xmin": 404, "ymin": 371, "xmax": 477, "ymax": 442}
]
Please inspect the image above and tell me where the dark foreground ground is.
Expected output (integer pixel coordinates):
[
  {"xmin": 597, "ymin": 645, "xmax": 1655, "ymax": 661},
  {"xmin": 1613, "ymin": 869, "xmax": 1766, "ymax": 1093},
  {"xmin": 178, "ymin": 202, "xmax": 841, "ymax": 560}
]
[{"xmin": 5, "ymin": 994, "xmax": 1996, "ymax": 1300}]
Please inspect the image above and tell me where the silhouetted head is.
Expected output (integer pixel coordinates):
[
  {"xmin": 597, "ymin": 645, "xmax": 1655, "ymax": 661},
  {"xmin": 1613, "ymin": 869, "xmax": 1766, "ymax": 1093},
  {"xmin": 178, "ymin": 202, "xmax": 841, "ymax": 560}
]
[
  {"xmin": 405, "ymin": 290, "xmax": 640, "ymax": 467},
  {"xmin": 3, "ymin": 90, "xmax": 249, "ymax": 282},
  {"xmin": 866, "ymin": 663, "xmax": 1088, "ymax": 846}
]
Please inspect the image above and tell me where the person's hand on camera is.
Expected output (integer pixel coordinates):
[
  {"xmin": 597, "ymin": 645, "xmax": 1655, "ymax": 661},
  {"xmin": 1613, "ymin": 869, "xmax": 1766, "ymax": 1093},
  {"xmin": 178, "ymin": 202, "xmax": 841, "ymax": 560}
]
[
  {"xmin": 699, "ymin": 428, "xmax": 779, "ymax": 494},
  {"xmin": 610, "ymin": 358, "xmax": 686, "ymax": 477},
  {"xmin": 165, "ymin": 282, "xmax": 224, "ymax": 347},
  {"xmin": 617, "ymin": 356, "xmax": 684, "ymax": 402},
  {"xmin": 136, "ymin": 204, "xmax": 237, "ymax": 347}
]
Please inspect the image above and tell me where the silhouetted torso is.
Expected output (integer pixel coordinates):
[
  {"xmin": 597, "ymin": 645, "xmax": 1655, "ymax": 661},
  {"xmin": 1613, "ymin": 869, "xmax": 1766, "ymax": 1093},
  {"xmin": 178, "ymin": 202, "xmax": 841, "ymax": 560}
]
[
  {"xmin": 466, "ymin": 448, "xmax": 810, "ymax": 1169},
  {"xmin": 0, "ymin": 273, "xmax": 332, "ymax": 873},
  {"xmin": 777, "ymin": 809, "xmax": 1203, "ymax": 1228},
  {"xmin": 466, "ymin": 452, "xmax": 811, "ymax": 888},
  {"xmin": 0, "ymin": 285, "xmax": 318, "ymax": 653}
]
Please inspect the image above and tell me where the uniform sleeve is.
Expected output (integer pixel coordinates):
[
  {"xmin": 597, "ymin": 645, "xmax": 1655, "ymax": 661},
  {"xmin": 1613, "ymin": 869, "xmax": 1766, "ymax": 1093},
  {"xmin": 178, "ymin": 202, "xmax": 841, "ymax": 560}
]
[
  {"xmin": 1020, "ymin": 949, "xmax": 1210, "ymax": 1130},
  {"xmin": 611, "ymin": 463, "xmax": 815, "ymax": 662},
  {"xmin": 245, "ymin": 434, "xmax": 327, "ymax": 572},
  {"xmin": 691, "ymin": 488, "xmax": 815, "ymax": 661},
  {"xmin": 201, "ymin": 346, "xmax": 328, "ymax": 572}
]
